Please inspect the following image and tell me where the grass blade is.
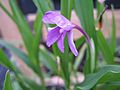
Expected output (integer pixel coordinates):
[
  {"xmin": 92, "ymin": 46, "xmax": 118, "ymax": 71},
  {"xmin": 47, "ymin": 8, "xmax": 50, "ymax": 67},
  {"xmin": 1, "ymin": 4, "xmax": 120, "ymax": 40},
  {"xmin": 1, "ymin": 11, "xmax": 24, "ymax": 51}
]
[
  {"xmin": 4, "ymin": 71, "xmax": 13, "ymax": 90},
  {"xmin": 9, "ymin": 0, "xmax": 34, "ymax": 55},
  {"xmin": 32, "ymin": 0, "xmax": 51, "ymax": 12},
  {"xmin": 0, "ymin": 49, "xmax": 14, "ymax": 71},
  {"xmin": 0, "ymin": 40, "xmax": 33, "ymax": 69},
  {"xmin": 76, "ymin": 65, "xmax": 120, "ymax": 90},
  {"xmin": 97, "ymin": 31, "xmax": 114, "ymax": 64},
  {"xmin": 74, "ymin": 0, "xmax": 95, "ymax": 37},
  {"xmin": 39, "ymin": 46, "xmax": 58, "ymax": 74},
  {"xmin": 109, "ymin": 5, "xmax": 116, "ymax": 54}
]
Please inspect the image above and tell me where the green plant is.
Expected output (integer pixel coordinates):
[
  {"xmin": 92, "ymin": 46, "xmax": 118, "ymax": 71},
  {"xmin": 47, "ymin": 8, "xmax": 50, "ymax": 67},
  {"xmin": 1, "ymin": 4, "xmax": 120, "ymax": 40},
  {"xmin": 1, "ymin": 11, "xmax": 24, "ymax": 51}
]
[{"xmin": 0, "ymin": 0, "xmax": 120, "ymax": 90}]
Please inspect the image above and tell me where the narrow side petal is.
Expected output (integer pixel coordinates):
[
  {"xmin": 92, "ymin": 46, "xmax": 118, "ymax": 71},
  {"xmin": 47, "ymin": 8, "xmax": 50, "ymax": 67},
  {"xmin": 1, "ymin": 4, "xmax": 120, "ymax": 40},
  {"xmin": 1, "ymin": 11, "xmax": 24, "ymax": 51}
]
[
  {"xmin": 57, "ymin": 31, "xmax": 66, "ymax": 53},
  {"xmin": 68, "ymin": 31, "xmax": 78, "ymax": 56},
  {"xmin": 47, "ymin": 26, "xmax": 61, "ymax": 47}
]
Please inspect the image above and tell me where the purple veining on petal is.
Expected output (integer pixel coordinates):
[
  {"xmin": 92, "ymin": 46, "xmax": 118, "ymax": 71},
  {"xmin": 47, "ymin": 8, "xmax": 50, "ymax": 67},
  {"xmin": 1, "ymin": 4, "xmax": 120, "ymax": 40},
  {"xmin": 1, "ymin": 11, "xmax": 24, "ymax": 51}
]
[
  {"xmin": 57, "ymin": 31, "xmax": 66, "ymax": 53},
  {"xmin": 46, "ymin": 26, "xmax": 61, "ymax": 47},
  {"xmin": 68, "ymin": 31, "xmax": 78, "ymax": 56}
]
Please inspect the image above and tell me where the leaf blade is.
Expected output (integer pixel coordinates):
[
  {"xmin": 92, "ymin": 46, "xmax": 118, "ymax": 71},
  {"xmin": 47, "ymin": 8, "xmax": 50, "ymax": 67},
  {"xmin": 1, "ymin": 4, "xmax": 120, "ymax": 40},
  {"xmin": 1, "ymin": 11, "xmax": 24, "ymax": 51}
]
[
  {"xmin": 76, "ymin": 65, "xmax": 120, "ymax": 90},
  {"xmin": 97, "ymin": 31, "xmax": 114, "ymax": 64},
  {"xmin": 4, "ymin": 71, "xmax": 13, "ymax": 90}
]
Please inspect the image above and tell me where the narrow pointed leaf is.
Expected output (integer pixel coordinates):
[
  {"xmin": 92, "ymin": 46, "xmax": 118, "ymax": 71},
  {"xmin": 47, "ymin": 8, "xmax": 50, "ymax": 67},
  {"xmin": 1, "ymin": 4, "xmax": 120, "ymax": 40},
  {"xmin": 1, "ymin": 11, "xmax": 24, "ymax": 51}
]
[
  {"xmin": 109, "ymin": 5, "xmax": 116, "ymax": 54},
  {"xmin": 97, "ymin": 31, "xmax": 114, "ymax": 64},
  {"xmin": 59, "ymin": 0, "xmax": 74, "ymax": 88},
  {"xmin": 76, "ymin": 65, "xmax": 120, "ymax": 90},
  {"xmin": 74, "ymin": 0, "xmax": 95, "ymax": 37},
  {"xmin": 32, "ymin": 0, "xmax": 51, "ymax": 12},
  {"xmin": 39, "ymin": 46, "xmax": 58, "ymax": 74},
  {"xmin": 4, "ymin": 71, "xmax": 13, "ymax": 90},
  {"xmin": 9, "ymin": 0, "xmax": 33, "ymax": 54},
  {"xmin": 0, "ymin": 49, "xmax": 14, "ymax": 71},
  {"xmin": 32, "ymin": 12, "xmax": 43, "ymax": 59},
  {"xmin": 75, "ymin": 36, "xmax": 85, "ymax": 49},
  {"xmin": 0, "ymin": 40, "xmax": 33, "ymax": 68}
]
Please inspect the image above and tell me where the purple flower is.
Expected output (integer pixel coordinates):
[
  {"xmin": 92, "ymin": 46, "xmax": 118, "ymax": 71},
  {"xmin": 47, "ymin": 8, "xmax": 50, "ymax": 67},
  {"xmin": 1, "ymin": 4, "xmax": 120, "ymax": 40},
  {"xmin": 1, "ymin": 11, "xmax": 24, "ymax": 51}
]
[{"xmin": 43, "ymin": 11, "xmax": 91, "ymax": 56}]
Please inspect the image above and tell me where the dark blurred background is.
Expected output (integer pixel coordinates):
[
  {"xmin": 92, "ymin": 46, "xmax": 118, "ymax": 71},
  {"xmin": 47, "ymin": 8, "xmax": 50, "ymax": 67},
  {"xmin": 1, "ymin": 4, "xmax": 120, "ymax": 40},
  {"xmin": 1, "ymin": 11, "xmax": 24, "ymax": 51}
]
[{"xmin": 18, "ymin": 0, "xmax": 120, "ymax": 15}]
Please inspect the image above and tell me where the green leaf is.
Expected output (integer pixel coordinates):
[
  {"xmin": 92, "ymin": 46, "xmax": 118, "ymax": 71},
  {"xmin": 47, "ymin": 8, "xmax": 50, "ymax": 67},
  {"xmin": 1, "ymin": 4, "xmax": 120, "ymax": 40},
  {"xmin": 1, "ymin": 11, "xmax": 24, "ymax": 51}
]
[
  {"xmin": 109, "ymin": 5, "xmax": 116, "ymax": 54},
  {"xmin": 0, "ymin": 40, "xmax": 33, "ymax": 69},
  {"xmin": 46, "ymin": 0, "xmax": 54, "ymax": 10},
  {"xmin": 74, "ymin": 43, "xmax": 87, "ymax": 71},
  {"xmin": 0, "ymin": 40, "xmax": 44, "ymax": 81},
  {"xmin": 4, "ymin": 71, "xmax": 13, "ymax": 90},
  {"xmin": 83, "ymin": 47, "xmax": 91, "ymax": 74},
  {"xmin": 96, "ymin": 1, "xmax": 104, "ymax": 17},
  {"xmin": 9, "ymin": 0, "xmax": 33, "ymax": 55},
  {"xmin": 78, "ymin": 39, "xmax": 95, "ymax": 74},
  {"xmin": 39, "ymin": 46, "xmax": 58, "ymax": 74},
  {"xmin": 68, "ymin": 0, "xmax": 74, "ymax": 19},
  {"xmin": 17, "ymin": 74, "xmax": 41, "ymax": 90},
  {"xmin": 0, "ymin": 40, "xmax": 45, "ymax": 90},
  {"xmin": 74, "ymin": 0, "xmax": 95, "ymax": 37},
  {"xmin": 12, "ymin": 80, "xmax": 23, "ymax": 90},
  {"xmin": 99, "ymin": 82, "xmax": 120, "ymax": 90},
  {"xmin": 61, "ymin": 0, "xmax": 73, "ymax": 19},
  {"xmin": 95, "ymin": 81, "xmax": 120, "ymax": 90},
  {"xmin": 83, "ymin": 39, "xmax": 96, "ymax": 74},
  {"xmin": 75, "ymin": 36, "xmax": 85, "ymax": 49},
  {"xmin": 60, "ymin": 0, "xmax": 74, "ymax": 89},
  {"xmin": 95, "ymin": 1, "xmax": 104, "ymax": 26},
  {"xmin": 32, "ymin": 12, "xmax": 43, "ymax": 59},
  {"xmin": 32, "ymin": 0, "xmax": 51, "ymax": 12},
  {"xmin": 97, "ymin": 31, "xmax": 114, "ymax": 64},
  {"xmin": 61, "ymin": 0, "xmax": 69, "ymax": 18},
  {"xmin": 90, "ymin": 39, "xmax": 96, "ymax": 73},
  {"xmin": 74, "ymin": 0, "xmax": 97, "ymax": 75},
  {"xmin": 0, "ymin": 49, "xmax": 14, "ymax": 71},
  {"xmin": 76, "ymin": 65, "xmax": 120, "ymax": 90}
]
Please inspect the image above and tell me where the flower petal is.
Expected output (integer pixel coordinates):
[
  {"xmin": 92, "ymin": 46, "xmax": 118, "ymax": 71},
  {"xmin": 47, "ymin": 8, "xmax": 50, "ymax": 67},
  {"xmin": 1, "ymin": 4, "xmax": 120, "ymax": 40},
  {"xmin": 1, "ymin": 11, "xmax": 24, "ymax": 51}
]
[
  {"xmin": 46, "ymin": 26, "xmax": 61, "ymax": 47},
  {"xmin": 68, "ymin": 31, "xmax": 78, "ymax": 56},
  {"xmin": 57, "ymin": 31, "xmax": 66, "ymax": 53},
  {"xmin": 43, "ymin": 11, "xmax": 75, "ymax": 30},
  {"xmin": 43, "ymin": 11, "xmax": 59, "ymax": 24}
]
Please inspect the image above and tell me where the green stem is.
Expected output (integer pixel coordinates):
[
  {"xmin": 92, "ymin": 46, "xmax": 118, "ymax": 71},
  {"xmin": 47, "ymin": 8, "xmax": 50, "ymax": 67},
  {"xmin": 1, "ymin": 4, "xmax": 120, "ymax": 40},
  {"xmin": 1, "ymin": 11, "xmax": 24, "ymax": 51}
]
[
  {"xmin": 60, "ymin": 0, "xmax": 74, "ymax": 89},
  {"xmin": 30, "ymin": 56, "xmax": 45, "ymax": 90},
  {"xmin": 38, "ymin": 69, "xmax": 46, "ymax": 90},
  {"xmin": 34, "ymin": 65, "xmax": 46, "ymax": 90}
]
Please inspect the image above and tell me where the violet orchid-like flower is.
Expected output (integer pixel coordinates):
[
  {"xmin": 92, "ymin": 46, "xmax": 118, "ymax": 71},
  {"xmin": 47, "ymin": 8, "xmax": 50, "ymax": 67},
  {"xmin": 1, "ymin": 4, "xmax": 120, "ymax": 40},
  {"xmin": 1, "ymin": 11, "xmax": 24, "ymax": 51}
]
[{"xmin": 43, "ymin": 11, "xmax": 91, "ymax": 56}]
